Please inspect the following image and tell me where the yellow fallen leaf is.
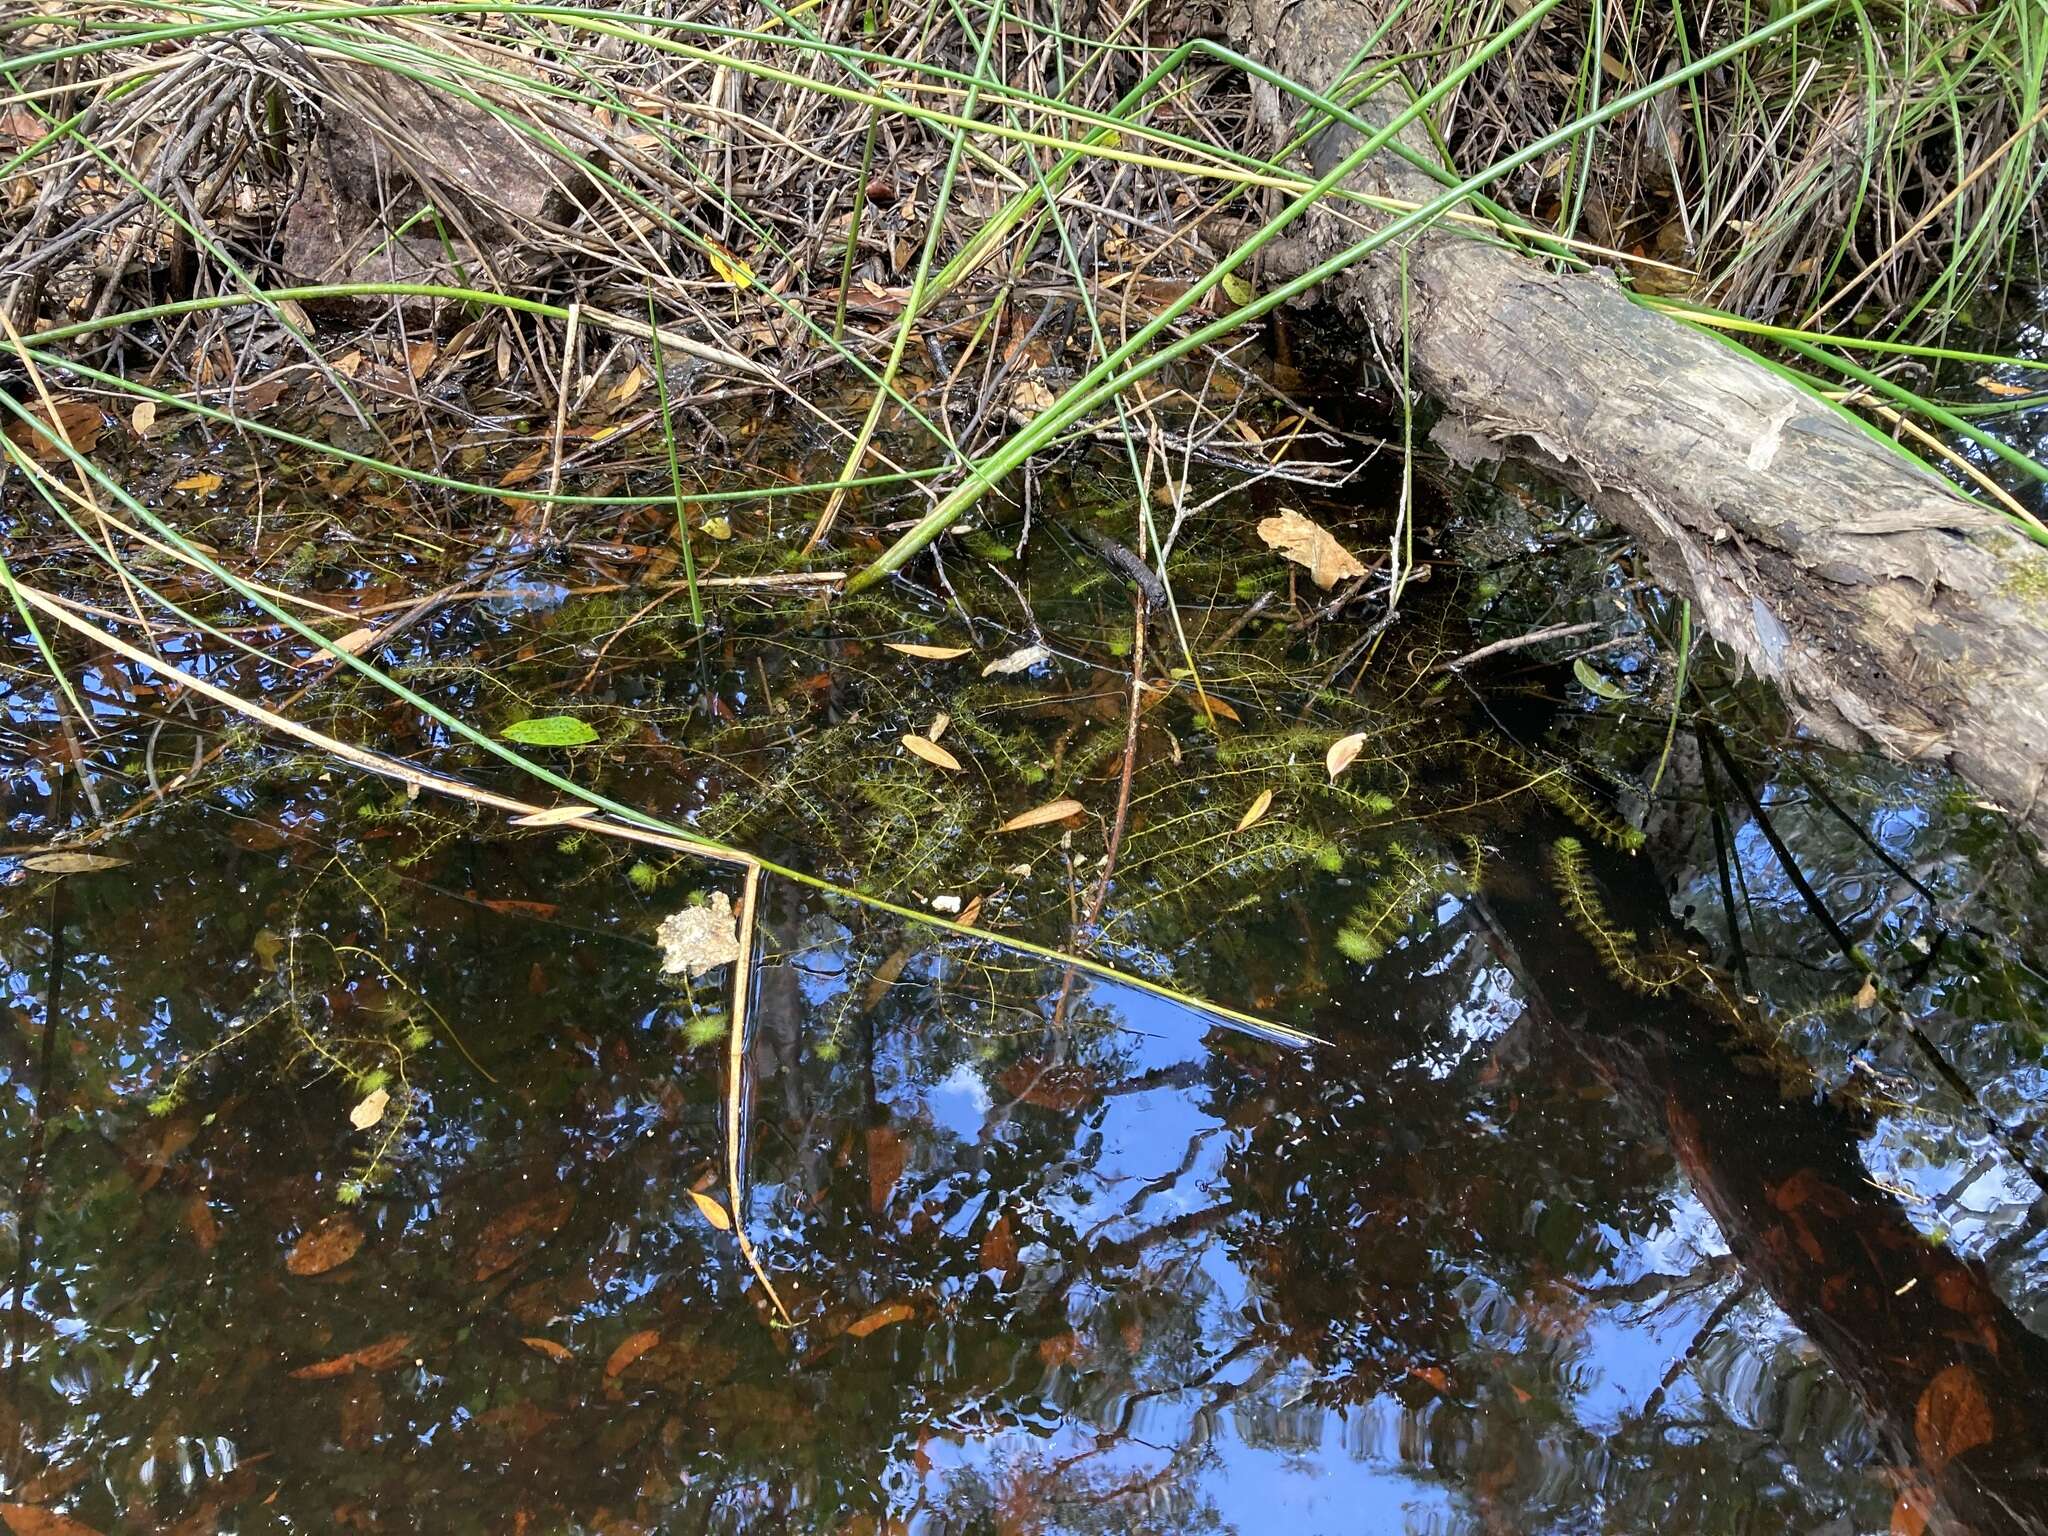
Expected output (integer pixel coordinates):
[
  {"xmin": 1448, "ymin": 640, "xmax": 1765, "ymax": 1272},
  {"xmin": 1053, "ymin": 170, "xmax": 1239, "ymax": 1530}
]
[
  {"xmin": 130, "ymin": 401, "xmax": 157, "ymax": 435},
  {"xmin": 1977, "ymin": 375, "xmax": 2034, "ymax": 398},
  {"xmin": 902, "ymin": 734, "xmax": 962, "ymax": 772},
  {"xmin": 928, "ymin": 711, "xmax": 951, "ymax": 742},
  {"xmin": 1236, "ymin": 788, "xmax": 1274, "ymax": 832},
  {"xmin": 1326, "ymin": 732, "xmax": 1367, "ymax": 780},
  {"xmin": 521, "ymin": 1336, "xmax": 573, "ymax": 1362},
  {"xmin": 999, "ymin": 798, "xmax": 1084, "ymax": 832},
  {"xmin": 172, "ymin": 472, "xmax": 222, "ymax": 494},
  {"xmin": 608, "ymin": 364, "xmax": 648, "ymax": 403},
  {"xmin": 705, "ymin": 241, "xmax": 755, "ymax": 288},
  {"xmin": 688, "ymin": 1188, "xmax": 732, "ymax": 1231},
  {"xmin": 1257, "ymin": 509, "xmax": 1365, "ymax": 589},
  {"xmin": 886, "ymin": 642, "xmax": 971, "ymax": 661}
]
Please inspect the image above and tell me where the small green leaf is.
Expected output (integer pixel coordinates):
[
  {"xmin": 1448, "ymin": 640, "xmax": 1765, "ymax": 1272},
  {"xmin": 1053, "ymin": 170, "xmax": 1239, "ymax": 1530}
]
[
  {"xmin": 1220, "ymin": 272, "xmax": 1255, "ymax": 308},
  {"xmin": 501, "ymin": 715, "xmax": 600, "ymax": 747},
  {"xmin": 1573, "ymin": 658, "xmax": 1629, "ymax": 702}
]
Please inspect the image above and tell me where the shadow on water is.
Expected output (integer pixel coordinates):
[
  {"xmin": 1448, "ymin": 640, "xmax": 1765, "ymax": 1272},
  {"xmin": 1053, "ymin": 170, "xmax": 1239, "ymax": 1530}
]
[{"xmin": 4, "ymin": 380, "xmax": 2048, "ymax": 1531}]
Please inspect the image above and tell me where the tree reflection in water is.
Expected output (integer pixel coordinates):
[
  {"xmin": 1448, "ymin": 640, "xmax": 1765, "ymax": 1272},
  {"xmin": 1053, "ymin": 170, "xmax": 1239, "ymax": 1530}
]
[{"xmin": 13, "ymin": 785, "xmax": 2029, "ymax": 1534}]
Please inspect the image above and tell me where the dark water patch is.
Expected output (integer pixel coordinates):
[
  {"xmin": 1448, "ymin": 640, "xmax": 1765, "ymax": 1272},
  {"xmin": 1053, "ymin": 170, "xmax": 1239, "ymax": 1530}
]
[{"xmin": 5, "ymin": 412, "xmax": 2048, "ymax": 1531}]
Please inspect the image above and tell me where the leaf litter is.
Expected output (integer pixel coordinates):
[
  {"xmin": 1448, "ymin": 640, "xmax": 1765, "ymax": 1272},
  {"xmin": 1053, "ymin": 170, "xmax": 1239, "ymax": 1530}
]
[{"xmin": 657, "ymin": 893, "xmax": 742, "ymax": 978}]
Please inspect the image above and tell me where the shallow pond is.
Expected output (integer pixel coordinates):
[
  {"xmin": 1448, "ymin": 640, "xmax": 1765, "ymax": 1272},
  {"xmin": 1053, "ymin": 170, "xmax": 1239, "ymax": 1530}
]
[{"xmin": 4, "ymin": 370, "xmax": 2048, "ymax": 1533}]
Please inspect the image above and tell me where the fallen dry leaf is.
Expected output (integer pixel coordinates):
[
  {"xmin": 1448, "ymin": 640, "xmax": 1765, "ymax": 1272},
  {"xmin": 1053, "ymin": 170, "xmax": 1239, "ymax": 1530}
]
[
  {"xmin": 4, "ymin": 400, "xmax": 101, "ymax": 461},
  {"xmin": 1009, "ymin": 374, "xmax": 1059, "ymax": 420},
  {"xmin": 605, "ymin": 1329, "xmax": 661, "ymax": 1378},
  {"xmin": 239, "ymin": 373, "xmax": 291, "ymax": 413},
  {"xmin": 1038, "ymin": 1332, "xmax": 1083, "ymax": 1367},
  {"xmin": 656, "ymin": 892, "xmax": 741, "ymax": 977},
  {"xmin": 0, "ymin": 1505, "xmax": 104, "ymax": 1536},
  {"xmin": 497, "ymin": 444, "xmax": 549, "ymax": 491},
  {"xmin": 861, "ymin": 946, "xmax": 911, "ymax": 1012},
  {"xmin": 172, "ymin": 472, "xmax": 223, "ymax": 495},
  {"xmin": 704, "ymin": 240, "xmax": 755, "ymax": 288},
  {"xmin": 608, "ymin": 364, "xmax": 648, "ymax": 403},
  {"xmin": 999, "ymin": 798, "xmax": 1084, "ymax": 833},
  {"xmin": 1915, "ymin": 1362, "xmax": 1993, "ymax": 1473},
  {"xmin": 1236, "ymin": 788, "xmax": 1275, "ymax": 832},
  {"xmin": 286, "ymin": 1214, "xmax": 364, "ymax": 1276},
  {"xmin": 472, "ymin": 1190, "xmax": 574, "ymax": 1281},
  {"xmin": 19, "ymin": 851, "xmax": 127, "ymax": 874},
  {"xmin": 902, "ymin": 734, "xmax": 963, "ymax": 772},
  {"xmin": 1890, "ymin": 1475, "xmax": 1937, "ymax": 1536},
  {"xmin": 997, "ymin": 1059, "xmax": 1100, "ymax": 1111},
  {"xmin": 688, "ymin": 1188, "xmax": 732, "ymax": 1231},
  {"xmin": 349, "ymin": 1087, "xmax": 390, "ymax": 1130},
  {"xmin": 130, "ymin": 401, "xmax": 157, "ymax": 435},
  {"xmin": 479, "ymin": 898, "xmax": 559, "ymax": 919},
  {"xmin": 184, "ymin": 1190, "xmax": 218, "ymax": 1254},
  {"xmin": 522, "ymin": 1336, "xmax": 574, "ymax": 1363},
  {"xmin": 289, "ymin": 1334, "xmax": 411, "ymax": 1380},
  {"xmin": 1326, "ymin": 732, "xmax": 1368, "ymax": 780},
  {"xmin": 846, "ymin": 1301, "xmax": 916, "ymax": 1339},
  {"xmin": 509, "ymin": 805, "xmax": 600, "ymax": 828},
  {"xmin": 867, "ymin": 1126, "xmax": 906, "ymax": 1215},
  {"xmin": 979, "ymin": 1212, "xmax": 1018, "ymax": 1276},
  {"xmin": 982, "ymin": 644, "xmax": 1051, "ymax": 677},
  {"xmin": 1977, "ymin": 375, "xmax": 2034, "ymax": 398},
  {"xmin": 1257, "ymin": 509, "xmax": 1365, "ymax": 589},
  {"xmin": 885, "ymin": 642, "xmax": 970, "ymax": 661}
]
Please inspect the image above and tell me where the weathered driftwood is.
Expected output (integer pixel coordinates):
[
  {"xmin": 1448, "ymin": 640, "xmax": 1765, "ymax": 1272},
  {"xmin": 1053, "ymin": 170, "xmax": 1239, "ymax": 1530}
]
[{"xmin": 1235, "ymin": 0, "xmax": 2048, "ymax": 847}]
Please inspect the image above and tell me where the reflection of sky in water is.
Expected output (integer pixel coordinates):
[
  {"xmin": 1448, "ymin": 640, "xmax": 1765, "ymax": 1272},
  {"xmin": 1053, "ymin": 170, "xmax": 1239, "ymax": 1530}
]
[
  {"xmin": 824, "ymin": 967, "xmax": 1875, "ymax": 1531},
  {"xmin": 0, "ymin": 763, "xmax": 2018, "ymax": 1534}
]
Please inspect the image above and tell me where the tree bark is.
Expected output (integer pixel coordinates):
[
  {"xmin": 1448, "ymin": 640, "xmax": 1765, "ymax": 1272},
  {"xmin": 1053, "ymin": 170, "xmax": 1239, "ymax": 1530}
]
[{"xmin": 1233, "ymin": 0, "xmax": 2048, "ymax": 847}]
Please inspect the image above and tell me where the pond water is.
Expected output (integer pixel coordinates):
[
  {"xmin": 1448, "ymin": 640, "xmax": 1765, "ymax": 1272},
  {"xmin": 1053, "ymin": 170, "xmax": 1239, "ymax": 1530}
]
[{"xmin": 4, "ymin": 354, "xmax": 2048, "ymax": 1533}]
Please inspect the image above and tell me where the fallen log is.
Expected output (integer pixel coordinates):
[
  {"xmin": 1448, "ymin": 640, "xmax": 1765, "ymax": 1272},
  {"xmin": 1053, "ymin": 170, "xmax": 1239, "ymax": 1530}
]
[{"xmin": 1234, "ymin": 0, "xmax": 2048, "ymax": 847}]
